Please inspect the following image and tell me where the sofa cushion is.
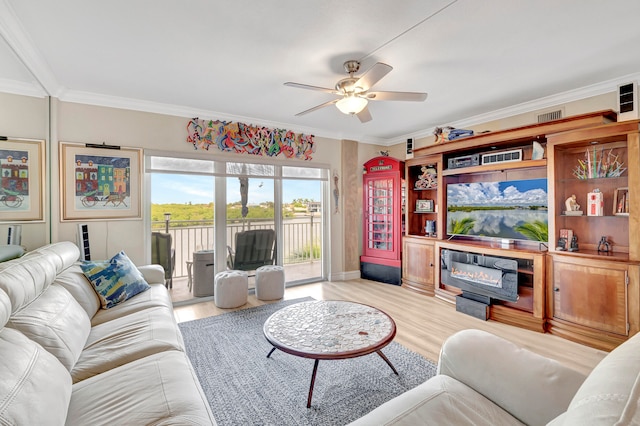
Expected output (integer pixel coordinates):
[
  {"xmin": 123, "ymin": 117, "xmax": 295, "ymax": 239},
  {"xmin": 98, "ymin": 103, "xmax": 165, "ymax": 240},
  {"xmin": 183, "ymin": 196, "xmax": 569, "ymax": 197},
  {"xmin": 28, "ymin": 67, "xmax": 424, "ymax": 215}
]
[
  {"xmin": 67, "ymin": 351, "xmax": 216, "ymax": 425},
  {"xmin": 81, "ymin": 251, "xmax": 151, "ymax": 309},
  {"xmin": 54, "ymin": 264, "xmax": 101, "ymax": 319},
  {"xmin": 7, "ymin": 284, "xmax": 91, "ymax": 371},
  {"xmin": 349, "ymin": 375, "xmax": 523, "ymax": 426},
  {"xmin": 137, "ymin": 264, "xmax": 166, "ymax": 286},
  {"xmin": 438, "ymin": 329, "xmax": 585, "ymax": 426},
  {"xmin": 71, "ymin": 306, "xmax": 185, "ymax": 382},
  {"xmin": 90, "ymin": 282, "xmax": 173, "ymax": 327},
  {"xmin": 29, "ymin": 241, "xmax": 81, "ymax": 271},
  {"xmin": 0, "ymin": 251, "xmax": 57, "ymax": 310},
  {"xmin": 0, "ymin": 326, "xmax": 72, "ymax": 425},
  {"xmin": 0, "ymin": 241, "xmax": 80, "ymax": 312},
  {"xmin": 558, "ymin": 331, "xmax": 640, "ymax": 425}
]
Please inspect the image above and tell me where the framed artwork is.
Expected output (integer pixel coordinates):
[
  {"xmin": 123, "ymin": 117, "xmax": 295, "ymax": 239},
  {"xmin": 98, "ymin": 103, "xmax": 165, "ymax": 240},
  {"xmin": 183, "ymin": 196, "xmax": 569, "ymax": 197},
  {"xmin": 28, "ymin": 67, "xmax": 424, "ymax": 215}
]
[
  {"xmin": 613, "ymin": 187, "xmax": 629, "ymax": 216},
  {"xmin": 416, "ymin": 199, "xmax": 434, "ymax": 213},
  {"xmin": 60, "ymin": 142, "xmax": 142, "ymax": 221},
  {"xmin": 0, "ymin": 138, "xmax": 45, "ymax": 221}
]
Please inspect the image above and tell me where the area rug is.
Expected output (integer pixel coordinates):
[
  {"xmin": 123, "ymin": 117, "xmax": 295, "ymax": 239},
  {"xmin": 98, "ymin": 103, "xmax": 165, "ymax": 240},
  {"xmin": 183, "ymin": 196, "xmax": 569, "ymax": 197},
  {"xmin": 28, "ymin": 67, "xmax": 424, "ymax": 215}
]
[{"xmin": 178, "ymin": 297, "xmax": 438, "ymax": 425}]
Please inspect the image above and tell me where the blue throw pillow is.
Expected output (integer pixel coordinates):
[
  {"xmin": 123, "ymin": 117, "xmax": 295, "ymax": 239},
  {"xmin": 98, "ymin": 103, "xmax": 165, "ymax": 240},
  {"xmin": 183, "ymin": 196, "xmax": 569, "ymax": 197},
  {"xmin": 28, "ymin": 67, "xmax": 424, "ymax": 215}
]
[{"xmin": 81, "ymin": 251, "xmax": 151, "ymax": 309}]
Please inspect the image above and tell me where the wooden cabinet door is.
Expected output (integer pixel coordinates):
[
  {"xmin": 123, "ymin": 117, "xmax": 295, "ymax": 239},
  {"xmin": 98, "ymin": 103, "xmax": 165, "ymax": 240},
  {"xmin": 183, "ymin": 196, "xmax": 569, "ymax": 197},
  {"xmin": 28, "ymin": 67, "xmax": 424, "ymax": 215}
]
[
  {"xmin": 402, "ymin": 237, "xmax": 434, "ymax": 295},
  {"xmin": 552, "ymin": 258, "xmax": 628, "ymax": 336}
]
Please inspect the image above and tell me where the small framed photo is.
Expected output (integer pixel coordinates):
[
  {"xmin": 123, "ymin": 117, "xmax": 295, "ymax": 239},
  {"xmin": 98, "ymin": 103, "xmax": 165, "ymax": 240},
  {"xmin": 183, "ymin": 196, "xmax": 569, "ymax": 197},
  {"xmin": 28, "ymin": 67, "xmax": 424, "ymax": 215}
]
[
  {"xmin": 416, "ymin": 199, "xmax": 434, "ymax": 212},
  {"xmin": 613, "ymin": 187, "xmax": 629, "ymax": 216}
]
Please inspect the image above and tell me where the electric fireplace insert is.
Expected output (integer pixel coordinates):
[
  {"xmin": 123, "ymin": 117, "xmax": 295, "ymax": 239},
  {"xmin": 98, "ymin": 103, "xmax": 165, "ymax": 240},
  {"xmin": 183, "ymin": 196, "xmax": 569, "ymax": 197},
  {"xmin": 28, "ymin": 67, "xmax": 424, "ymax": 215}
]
[{"xmin": 441, "ymin": 249, "xmax": 519, "ymax": 303}]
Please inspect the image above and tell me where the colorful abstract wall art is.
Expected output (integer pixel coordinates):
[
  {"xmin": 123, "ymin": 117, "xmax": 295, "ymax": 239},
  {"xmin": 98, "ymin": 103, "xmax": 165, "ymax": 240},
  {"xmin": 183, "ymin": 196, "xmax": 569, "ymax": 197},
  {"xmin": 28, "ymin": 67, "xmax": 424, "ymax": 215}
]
[{"xmin": 186, "ymin": 118, "xmax": 315, "ymax": 160}]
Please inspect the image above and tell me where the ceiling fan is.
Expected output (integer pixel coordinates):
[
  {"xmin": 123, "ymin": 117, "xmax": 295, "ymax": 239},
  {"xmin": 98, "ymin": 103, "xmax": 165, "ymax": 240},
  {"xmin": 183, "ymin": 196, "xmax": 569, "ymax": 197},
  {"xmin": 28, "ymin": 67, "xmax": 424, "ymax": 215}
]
[{"xmin": 284, "ymin": 60, "xmax": 428, "ymax": 123}]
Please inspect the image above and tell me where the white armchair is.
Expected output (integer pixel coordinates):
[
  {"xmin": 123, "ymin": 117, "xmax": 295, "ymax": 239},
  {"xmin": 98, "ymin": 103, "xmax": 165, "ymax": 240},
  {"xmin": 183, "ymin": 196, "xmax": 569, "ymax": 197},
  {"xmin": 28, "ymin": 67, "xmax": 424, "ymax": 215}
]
[{"xmin": 351, "ymin": 328, "xmax": 640, "ymax": 425}]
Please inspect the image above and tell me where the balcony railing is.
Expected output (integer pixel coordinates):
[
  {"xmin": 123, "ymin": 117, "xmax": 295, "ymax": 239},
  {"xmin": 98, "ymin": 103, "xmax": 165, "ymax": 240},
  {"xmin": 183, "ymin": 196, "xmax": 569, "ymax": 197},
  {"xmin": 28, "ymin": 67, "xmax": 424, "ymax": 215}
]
[{"xmin": 152, "ymin": 217, "xmax": 321, "ymax": 278}]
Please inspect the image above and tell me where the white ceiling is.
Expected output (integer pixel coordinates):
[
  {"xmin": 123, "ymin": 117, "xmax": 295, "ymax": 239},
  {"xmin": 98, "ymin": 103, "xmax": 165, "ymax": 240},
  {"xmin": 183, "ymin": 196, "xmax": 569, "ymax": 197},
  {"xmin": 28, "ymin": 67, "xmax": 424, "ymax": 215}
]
[{"xmin": 1, "ymin": 0, "xmax": 640, "ymax": 145}]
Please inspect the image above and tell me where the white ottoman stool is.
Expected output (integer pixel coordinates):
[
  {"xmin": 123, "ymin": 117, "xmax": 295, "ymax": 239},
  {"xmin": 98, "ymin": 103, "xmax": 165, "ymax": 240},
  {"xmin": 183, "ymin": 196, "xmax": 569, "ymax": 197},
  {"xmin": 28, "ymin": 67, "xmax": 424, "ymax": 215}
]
[
  {"xmin": 214, "ymin": 270, "xmax": 248, "ymax": 308},
  {"xmin": 255, "ymin": 265, "xmax": 285, "ymax": 301}
]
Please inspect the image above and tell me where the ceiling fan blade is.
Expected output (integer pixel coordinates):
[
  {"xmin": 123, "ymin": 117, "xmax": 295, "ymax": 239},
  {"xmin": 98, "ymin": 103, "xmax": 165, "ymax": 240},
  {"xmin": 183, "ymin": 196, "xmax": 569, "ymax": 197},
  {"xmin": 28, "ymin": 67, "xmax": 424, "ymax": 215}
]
[
  {"xmin": 284, "ymin": 82, "xmax": 339, "ymax": 94},
  {"xmin": 294, "ymin": 99, "xmax": 339, "ymax": 116},
  {"xmin": 355, "ymin": 62, "xmax": 393, "ymax": 91},
  {"xmin": 356, "ymin": 105, "xmax": 372, "ymax": 123},
  {"xmin": 366, "ymin": 91, "xmax": 428, "ymax": 102}
]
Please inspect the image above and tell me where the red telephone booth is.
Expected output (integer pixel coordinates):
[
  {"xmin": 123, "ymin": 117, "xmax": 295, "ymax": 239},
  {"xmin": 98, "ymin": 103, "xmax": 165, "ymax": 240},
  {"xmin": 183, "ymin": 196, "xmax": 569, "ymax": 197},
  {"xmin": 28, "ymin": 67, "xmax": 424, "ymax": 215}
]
[{"xmin": 360, "ymin": 156, "xmax": 405, "ymax": 285}]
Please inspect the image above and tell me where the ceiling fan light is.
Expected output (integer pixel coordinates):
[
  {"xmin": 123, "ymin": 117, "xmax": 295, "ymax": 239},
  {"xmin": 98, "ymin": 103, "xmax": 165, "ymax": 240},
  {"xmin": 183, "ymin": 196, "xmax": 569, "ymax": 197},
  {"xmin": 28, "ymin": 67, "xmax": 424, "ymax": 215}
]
[{"xmin": 336, "ymin": 96, "xmax": 368, "ymax": 115}]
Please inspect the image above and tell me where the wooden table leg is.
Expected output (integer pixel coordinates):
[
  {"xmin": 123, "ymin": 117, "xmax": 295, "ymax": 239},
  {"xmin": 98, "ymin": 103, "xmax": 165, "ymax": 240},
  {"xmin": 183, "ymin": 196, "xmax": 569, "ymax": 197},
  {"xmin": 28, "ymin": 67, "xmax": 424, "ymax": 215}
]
[
  {"xmin": 307, "ymin": 359, "xmax": 320, "ymax": 408},
  {"xmin": 376, "ymin": 350, "xmax": 398, "ymax": 375}
]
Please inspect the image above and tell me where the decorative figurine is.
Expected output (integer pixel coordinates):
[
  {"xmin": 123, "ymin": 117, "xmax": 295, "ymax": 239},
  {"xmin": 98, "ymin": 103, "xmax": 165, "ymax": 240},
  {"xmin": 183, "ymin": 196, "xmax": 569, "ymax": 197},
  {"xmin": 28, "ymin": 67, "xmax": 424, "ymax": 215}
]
[
  {"xmin": 568, "ymin": 235, "xmax": 579, "ymax": 252},
  {"xmin": 564, "ymin": 194, "xmax": 582, "ymax": 215},
  {"xmin": 556, "ymin": 237, "xmax": 567, "ymax": 251},
  {"xmin": 597, "ymin": 236, "xmax": 611, "ymax": 254},
  {"xmin": 565, "ymin": 195, "xmax": 579, "ymax": 212},
  {"xmin": 433, "ymin": 126, "xmax": 452, "ymax": 144},
  {"xmin": 415, "ymin": 166, "xmax": 437, "ymax": 189}
]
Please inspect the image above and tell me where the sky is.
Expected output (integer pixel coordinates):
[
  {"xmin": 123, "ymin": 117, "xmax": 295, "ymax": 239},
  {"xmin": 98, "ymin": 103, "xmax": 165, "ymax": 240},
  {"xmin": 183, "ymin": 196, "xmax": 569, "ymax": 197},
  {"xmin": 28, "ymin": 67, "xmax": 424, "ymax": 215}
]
[
  {"xmin": 447, "ymin": 178, "xmax": 548, "ymax": 207},
  {"xmin": 151, "ymin": 174, "xmax": 322, "ymax": 204}
]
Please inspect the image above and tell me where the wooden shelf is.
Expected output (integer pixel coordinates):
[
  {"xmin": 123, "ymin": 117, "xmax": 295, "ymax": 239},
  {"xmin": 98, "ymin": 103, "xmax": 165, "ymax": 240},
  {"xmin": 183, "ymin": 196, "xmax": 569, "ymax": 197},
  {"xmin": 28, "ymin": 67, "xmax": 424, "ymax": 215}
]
[
  {"xmin": 550, "ymin": 249, "xmax": 629, "ymax": 262},
  {"xmin": 545, "ymin": 119, "xmax": 640, "ymax": 349}
]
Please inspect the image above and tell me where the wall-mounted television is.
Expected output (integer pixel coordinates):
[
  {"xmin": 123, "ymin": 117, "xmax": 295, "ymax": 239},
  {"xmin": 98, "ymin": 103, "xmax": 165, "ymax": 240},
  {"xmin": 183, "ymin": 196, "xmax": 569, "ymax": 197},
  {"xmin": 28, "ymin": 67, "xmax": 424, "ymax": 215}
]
[{"xmin": 446, "ymin": 178, "xmax": 548, "ymax": 242}]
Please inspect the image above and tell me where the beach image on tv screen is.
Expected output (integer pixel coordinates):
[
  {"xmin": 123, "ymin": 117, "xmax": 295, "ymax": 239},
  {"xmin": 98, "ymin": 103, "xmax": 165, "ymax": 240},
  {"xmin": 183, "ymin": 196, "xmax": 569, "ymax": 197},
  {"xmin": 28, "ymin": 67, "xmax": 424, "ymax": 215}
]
[{"xmin": 446, "ymin": 178, "xmax": 548, "ymax": 242}]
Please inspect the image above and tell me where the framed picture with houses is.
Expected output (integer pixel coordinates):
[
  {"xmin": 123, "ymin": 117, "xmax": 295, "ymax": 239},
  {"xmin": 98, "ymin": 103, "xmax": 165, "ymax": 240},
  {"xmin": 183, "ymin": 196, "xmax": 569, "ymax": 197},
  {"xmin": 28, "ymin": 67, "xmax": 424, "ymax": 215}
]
[{"xmin": 60, "ymin": 142, "xmax": 142, "ymax": 221}]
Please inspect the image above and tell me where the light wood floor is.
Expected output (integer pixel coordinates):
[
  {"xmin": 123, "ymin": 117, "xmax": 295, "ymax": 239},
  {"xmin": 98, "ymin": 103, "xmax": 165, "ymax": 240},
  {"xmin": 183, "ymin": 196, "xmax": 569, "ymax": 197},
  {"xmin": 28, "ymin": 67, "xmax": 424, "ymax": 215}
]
[{"xmin": 173, "ymin": 278, "xmax": 608, "ymax": 376}]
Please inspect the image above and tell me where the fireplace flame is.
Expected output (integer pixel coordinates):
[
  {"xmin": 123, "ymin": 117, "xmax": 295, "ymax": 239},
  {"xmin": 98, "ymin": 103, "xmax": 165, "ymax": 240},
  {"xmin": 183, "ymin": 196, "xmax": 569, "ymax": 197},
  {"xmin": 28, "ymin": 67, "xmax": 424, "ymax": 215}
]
[{"xmin": 451, "ymin": 265, "xmax": 501, "ymax": 288}]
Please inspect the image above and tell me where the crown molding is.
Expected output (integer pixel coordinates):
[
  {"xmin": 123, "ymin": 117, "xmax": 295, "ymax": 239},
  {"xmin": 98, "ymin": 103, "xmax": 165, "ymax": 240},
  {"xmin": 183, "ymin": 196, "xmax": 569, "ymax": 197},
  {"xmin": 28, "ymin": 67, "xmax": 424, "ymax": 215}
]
[
  {"xmin": 0, "ymin": 77, "xmax": 47, "ymax": 98},
  {"xmin": 0, "ymin": 0, "xmax": 60, "ymax": 96},
  {"xmin": 388, "ymin": 72, "xmax": 640, "ymax": 146}
]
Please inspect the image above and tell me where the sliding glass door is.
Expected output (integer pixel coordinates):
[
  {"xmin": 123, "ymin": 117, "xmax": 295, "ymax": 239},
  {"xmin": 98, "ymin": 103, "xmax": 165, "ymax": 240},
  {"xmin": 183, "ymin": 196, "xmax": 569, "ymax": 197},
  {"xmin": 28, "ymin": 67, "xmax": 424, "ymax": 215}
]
[
  {"xmin": 147, "ymin": 154, "xmax": 328, "ymax": 300},
  {"xmin": 282, "ymin": 178, "xmax": 323, "ymax": 283}
]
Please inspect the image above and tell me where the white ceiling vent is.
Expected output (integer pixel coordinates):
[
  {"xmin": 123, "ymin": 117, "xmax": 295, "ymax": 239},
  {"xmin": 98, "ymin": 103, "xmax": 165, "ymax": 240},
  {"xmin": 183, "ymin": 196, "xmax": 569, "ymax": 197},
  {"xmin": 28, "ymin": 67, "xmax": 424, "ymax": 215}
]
[{"xmin": 537, "ymin": 109, "xmax": 563, "ymax": 123}]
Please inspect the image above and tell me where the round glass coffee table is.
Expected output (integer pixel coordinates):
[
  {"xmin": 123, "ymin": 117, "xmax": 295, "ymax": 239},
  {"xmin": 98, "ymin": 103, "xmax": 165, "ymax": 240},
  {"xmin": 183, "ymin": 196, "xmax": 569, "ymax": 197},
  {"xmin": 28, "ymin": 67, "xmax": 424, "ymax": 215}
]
[{"xmin": 263, "ymin": 300, "xmax": 398, "ymax": 408}]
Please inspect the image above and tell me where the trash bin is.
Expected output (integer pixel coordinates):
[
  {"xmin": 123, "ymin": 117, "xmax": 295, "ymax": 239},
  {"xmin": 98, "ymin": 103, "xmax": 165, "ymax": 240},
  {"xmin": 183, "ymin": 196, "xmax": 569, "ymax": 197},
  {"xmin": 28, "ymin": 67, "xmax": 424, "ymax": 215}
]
[{"xmin": 192, "ymin": 250, "xmax": 215, "ymax": 297}]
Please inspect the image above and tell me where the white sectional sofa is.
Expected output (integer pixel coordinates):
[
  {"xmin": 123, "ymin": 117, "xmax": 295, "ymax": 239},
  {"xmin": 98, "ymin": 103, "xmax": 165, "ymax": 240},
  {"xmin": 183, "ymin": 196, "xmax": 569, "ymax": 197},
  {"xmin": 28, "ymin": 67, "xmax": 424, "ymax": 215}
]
[
  {"xmin": 351, "ymin": 328, "xmax": 640, "ymax": 425},
  {"xmin": 0, "ymin": 241, "xmax": 215, "ymax": 425}
]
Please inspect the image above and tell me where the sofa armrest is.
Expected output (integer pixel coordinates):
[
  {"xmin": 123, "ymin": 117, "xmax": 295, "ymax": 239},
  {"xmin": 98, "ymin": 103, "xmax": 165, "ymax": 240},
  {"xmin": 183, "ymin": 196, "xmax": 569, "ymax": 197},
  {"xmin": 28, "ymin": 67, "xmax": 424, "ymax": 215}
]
[
  {"xmin": 439, "ymin": 329, "xmax": 587, "ymax": 426},
  {"xmin": 137, "ymin": 265, "xmax": 166, "ymax": 285}
]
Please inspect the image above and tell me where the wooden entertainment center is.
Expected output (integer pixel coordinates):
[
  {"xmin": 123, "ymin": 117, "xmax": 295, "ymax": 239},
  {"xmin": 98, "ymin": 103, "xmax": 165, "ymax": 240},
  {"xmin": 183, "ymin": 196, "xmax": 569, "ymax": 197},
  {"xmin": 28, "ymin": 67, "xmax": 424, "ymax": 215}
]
[{"xmin": 403, "ymin": 110, "xmax": 640, "ymax": 350}]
